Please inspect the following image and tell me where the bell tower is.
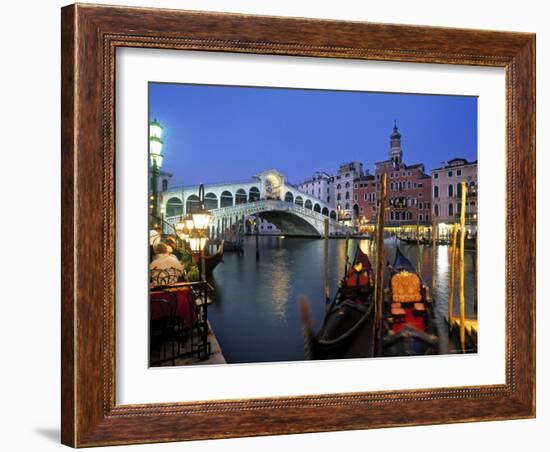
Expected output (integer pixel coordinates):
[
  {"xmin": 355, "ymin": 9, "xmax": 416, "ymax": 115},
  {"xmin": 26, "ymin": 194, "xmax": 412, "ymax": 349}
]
[{"xmin": 389, "ymin": 120, "xmax": 403, "ymax": 166}]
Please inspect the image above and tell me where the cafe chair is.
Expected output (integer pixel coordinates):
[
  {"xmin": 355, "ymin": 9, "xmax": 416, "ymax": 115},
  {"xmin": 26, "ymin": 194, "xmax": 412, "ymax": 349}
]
[{"xmin": 149, "ymin": 292, "xmax": 180, "ymax": 366}]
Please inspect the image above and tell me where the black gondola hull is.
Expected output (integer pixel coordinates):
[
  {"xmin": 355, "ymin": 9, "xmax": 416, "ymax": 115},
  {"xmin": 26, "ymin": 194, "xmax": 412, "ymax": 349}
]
[{"xmin": 309, "ymin": 298, "xmax": 374, "ymax": 360}]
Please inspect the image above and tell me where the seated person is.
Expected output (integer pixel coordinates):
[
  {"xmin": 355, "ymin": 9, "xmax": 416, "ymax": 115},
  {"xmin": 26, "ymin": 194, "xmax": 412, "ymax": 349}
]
[
  {"xmin": 150, "ymin": 243, "xmax": 184, "ymax": 286},
  {"xmin": 165, "ymin": 236, "xmax": 183, "ymax": 261}
]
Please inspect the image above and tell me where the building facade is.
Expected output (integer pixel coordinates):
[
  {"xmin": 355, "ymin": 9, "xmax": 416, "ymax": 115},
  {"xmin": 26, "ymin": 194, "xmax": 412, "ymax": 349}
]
[
  {"xmin": 353, "ymin": 123, "xmax": 432, "ymax": 225},
  {"xmin": 152, "ymin": 170, "xmax": 173, "ymax": 218},
  {"xmin": 353, "ymin": 174, "xmax": 377, "ymax": 221},
  {"xmin": 297, "ymin": 171, "xmax": 335, "ymax": 207},
  {"xmin": 431, "ymin": 158, "xmax": 478, "ymax": 223},
  {"xmin": 334, "ymin": 161, "xmax": 363, "ymax": 222}
]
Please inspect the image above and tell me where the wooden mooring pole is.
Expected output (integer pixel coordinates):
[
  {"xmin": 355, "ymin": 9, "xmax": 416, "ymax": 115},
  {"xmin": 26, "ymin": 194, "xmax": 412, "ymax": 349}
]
[
  {"xmin": 416, "ymin": 216, "xmax": 422, "ymax": 273},
  {"xmin": 324, "ymin": 219, "xmax": 330, "ymax": 309},
  {"xmin": 374, "ymin": 173, "xmax": 387, "ymax": 357},
  {"xmin": 459, "ymin": 182, "xmax": 467, "ymax": 352},
  {"xmin": 448, "ymin": 223, "xmax": 458, "ymax": 325},
  {"xmin": 344, "ymin": 233, "xmax": 349, "ymax": 274},
  {"xmin": 255, "ymin": 217, "xmax": 260, "ymax": 260},
  {"xmin": 432, "ymin": 215, "xmax": 437, "ymax": 291}
]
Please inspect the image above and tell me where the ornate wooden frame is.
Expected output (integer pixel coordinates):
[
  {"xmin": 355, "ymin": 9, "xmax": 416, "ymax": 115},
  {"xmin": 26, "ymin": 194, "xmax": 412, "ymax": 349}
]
[{"xmin": 61, "ymin": 3, "xmax": 535, "ymax": 447}]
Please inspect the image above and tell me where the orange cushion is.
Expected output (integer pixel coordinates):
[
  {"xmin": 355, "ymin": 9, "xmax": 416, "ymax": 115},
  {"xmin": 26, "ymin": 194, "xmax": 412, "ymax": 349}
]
[
  {"xmin": 346, "ymin": 270, "xmax": 369, "ymax": 287},
  {"xmin": 391, "ymin": 271, "xmax": 422, "ymax": 303},
  {"xmin": 414, "ymin": 303, "xmax": 426, "ymax": 311},
  {"xmin": 391, "ymin": 307, "xmax": 406, "ymax": 316}
]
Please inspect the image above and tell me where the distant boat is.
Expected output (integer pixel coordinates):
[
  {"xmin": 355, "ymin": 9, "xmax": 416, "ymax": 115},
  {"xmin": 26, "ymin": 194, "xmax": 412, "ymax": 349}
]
[
  {"xmin": 397, "ymin": 235, "xmax": 476, "ymax": 249},
  {"xmin": 397, "ymin": 236, "xmax": 430, "ymax": 246},
  {"xmin": 223, "ymin": 240, "xmax": 244, "ymax": 253}
]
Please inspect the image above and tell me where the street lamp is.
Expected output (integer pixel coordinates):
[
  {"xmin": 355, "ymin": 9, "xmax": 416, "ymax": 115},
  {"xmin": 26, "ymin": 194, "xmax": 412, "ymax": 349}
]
[
  {"xmin": 150, "ymin": 118, "xmax": 163, "ymax": 140},
  {"xmin": 191, "ymin": 184, "xmax": 212, "ymax": 232},
  {"xmin": 176, "ymin": 184, "xmax": 212, "ymax": 278},
  {"xmin": 182, "ymin": 184, "xmax": 212, "ymax": 361},
  {"xmin": 175, "ymin": 214, "xmax": 191, "ymax": 242},
  {"xmin": 149, "ymin": 119, "xmax": 164, "ymax": 227}
]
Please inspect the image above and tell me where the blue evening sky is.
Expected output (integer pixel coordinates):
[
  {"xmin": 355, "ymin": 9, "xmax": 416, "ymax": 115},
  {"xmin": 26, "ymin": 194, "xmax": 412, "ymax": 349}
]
[{"xmin": 149, "ymin": 83, "xmax": 477, "ymax": 186}]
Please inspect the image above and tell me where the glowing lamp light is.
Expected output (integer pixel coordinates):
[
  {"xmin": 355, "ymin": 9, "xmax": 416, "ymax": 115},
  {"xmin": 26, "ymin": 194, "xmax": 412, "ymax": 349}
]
[
  {"xmin": 150, "ymin": 153, "xmax": 163, "ymax": 169},
  {"xmin": 185, "ymin": 215, "xmax": 195, "ymax": 231},
  {"xmin": 191, "ymin": 209, "xmax": 212, "ymax": 232},
  {"xmin": 150, "ymin": 136, "xmax": 163, "ymax": 155},
  {"xmin": 149, "ymin": 136, "xmax": 164, "ymax": 168},
  {"xmin": 188, "ymin": 236, "xmax": 208, "ymax": 253},
  {"xmin": 191, "ymin": 184, "xmax": 212, "ymax": 232},
  {"xmin": 175, "ymin": 220, "xmax": 189, "ymax": 241},
  {"xmin": 149, "ymin": 119, "xmax": 163, "ymax": 140},
  {"xmin": 175, "ymin": 213, "xmax": 195, "ymax": 242}
]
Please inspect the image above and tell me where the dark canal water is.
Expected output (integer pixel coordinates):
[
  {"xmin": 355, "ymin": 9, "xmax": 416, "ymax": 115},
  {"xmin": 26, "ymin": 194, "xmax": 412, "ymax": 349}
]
[{"xmin": 208, "ymin": 235, "xmax": 477, "ymax": 364}]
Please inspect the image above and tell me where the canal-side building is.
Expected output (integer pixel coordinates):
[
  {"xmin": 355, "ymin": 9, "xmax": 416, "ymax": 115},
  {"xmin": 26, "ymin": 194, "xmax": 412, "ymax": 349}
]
[
  {"xmin": 153, "ymin": 170, "xmax": 174, "ymax": 217},
  {"xmin": 353, "ymin": 122, "xmax": 432, "ymax": 225},
  {"xmin": 352, "ymin": 174, "xmax": 377, "ymax": 221},
  {"xmin": 431, "ymin": 158, "xmax": 478, "ymax": 223},
  {"xmin": 334, "ymin": 161, "xmax": 363, "ymax": 223},
  {"xmin": 297, "ymin": 171, "xmax": 335, "ymax": 207}
]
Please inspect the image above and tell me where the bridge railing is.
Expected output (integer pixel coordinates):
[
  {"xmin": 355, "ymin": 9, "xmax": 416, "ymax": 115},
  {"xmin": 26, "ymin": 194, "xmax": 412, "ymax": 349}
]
[
  {"xmin": 165, "ymin": 200, "xmax": 332, "ymax": 223},
  {"xmin": 210, "ymin": 199, "xmax": 336, "ymax": 223},
  {"xmin": 165, "ymin": 199, "xmax": 351, "ymax": 234}
]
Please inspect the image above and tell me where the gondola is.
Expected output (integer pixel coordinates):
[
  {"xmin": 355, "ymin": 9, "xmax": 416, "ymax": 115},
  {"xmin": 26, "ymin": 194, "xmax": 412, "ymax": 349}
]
[
  {"xmin": 381, "ymin": 246, "xmax": 439, "ymax": 356},
  {"xmin": 398, "ymin": 235, "xmax": 453, "ymax": 247},
  {"xmin": 397, "ymin": 236, "xmax": 431, "ymax": 246},
  {"xmin": 204, "ymin": 240, "xmax": 224, "ymax": 274},
  {"xmin": 223, "ymin": 240, "xmax": 244, "ymax": 253},
  {"xmin": 396, "ymin": 236, "xmax": 414, "ymax": 245},
  {"xmin": 300, "ymin": 245, "xmax": 375, "ymax": 360}
]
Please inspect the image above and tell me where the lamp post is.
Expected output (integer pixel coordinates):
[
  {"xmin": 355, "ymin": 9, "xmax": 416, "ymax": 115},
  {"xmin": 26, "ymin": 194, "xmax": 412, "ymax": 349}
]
[
  {"xmin": 149, "ymin": 119, "xmax": 164, "ymax": 228},
  {"xmin": 176, "ymin": 184, "xmax": 212, "ymax": 277},
  {"xmin": 177, "ymin": 184, "xmax": 212, "ymax": 360}
]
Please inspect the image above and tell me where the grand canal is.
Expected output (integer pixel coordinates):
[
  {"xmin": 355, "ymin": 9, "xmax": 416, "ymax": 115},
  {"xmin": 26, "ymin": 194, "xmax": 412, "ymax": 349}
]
[{"xmin": 208, "ymin": 235, "xmax": 477, "ymax": 364}]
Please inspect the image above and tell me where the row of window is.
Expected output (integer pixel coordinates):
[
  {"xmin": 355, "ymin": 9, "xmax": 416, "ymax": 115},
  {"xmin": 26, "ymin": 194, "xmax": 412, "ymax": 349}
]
[
  {"xmin": 433, "ymin": 169, "xmax": 463, "ymax": 179},
  {"xmin": 355, "ymin": 181, "xmax": 376, "ymax": 189},
  {"xmin": 433, "ymin": 201, "xmax": 476, "ymax": 218},
  {"xmin": 388, "ymin": 180, "xmax": 425, "ymax": 191},
  {"xmin": 388, "ymin": 211, "xmax": 430, "ymax": 222},
  {"xmin": 388, "ymin": 170, "xmax": 413, "ymax": 178},
  {"xmin": 303, "ymin": 187, "xmax": 330, "ymax": 198},
  {"xmin": 336, "ymin": 181, "xmax": 351, "ymax": 190},
  {"xmin": 433, "ymin": 181, "xmax": 476, "ymax": 198},
  {"xmin": 335, "ymin": 171, "xmax": 353, "ymax": 180}
]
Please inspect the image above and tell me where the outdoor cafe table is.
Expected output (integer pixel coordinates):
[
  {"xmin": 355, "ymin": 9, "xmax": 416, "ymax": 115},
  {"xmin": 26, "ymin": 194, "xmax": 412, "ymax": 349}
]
[{"xmin": 150, "ymin": 284, "xmax": 198, "ymax": 328}]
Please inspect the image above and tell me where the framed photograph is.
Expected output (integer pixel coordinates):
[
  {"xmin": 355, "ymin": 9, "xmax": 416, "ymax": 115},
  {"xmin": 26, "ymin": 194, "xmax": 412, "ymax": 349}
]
[{"xmin": 61, "ymin": 4, "xmax": 535, "ymax": 447}]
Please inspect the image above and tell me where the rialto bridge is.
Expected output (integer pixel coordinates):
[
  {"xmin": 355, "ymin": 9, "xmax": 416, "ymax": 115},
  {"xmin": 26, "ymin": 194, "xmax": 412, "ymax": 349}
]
[{"xmin": 161, "ymin": 169, "xmax": 349, "ymax": 237}]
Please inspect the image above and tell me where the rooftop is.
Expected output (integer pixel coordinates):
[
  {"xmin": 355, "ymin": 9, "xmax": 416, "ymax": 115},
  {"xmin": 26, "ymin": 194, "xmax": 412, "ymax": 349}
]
[
  {"xmin": 354, "ymin": 174, "xmax": 375, "ymax": 182},
  {"xmin": 431, "ymin": 158, "xmax": 478, "ymax": 171}
]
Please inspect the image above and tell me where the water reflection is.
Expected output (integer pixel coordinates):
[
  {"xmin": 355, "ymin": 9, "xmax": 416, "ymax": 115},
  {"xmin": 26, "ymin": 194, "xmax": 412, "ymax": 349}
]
[{"xmin": 209, "ymin": 235, "xmax": 477, "ymax": 363}]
